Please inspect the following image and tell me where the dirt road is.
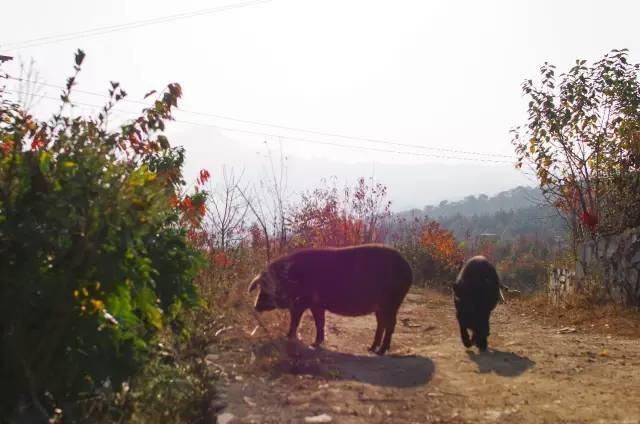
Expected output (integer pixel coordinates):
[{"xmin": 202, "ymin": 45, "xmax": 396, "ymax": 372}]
[{"xmin": 210, "ymin": 289, "xmax": 640, "ymax": 423}]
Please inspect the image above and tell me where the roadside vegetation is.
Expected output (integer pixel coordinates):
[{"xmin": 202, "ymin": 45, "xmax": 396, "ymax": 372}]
[{"xmin": 0, "ymin": 51, "xmax": 212, "ymax": 423}]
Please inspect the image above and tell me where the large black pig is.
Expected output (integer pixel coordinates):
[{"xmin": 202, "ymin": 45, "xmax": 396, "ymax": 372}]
[
  {"xmin": 248, "ymin": 244, "xmax": 413, "ymax": 355},
  {"xmin": 453, "ymin": 255, "xmax": 501, "ymax": 351}
]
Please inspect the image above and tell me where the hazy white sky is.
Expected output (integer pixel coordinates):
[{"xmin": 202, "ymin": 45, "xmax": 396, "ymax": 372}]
[{"xmin": 2, "ymin": 0, "xmax": 639, "ymax": 209}]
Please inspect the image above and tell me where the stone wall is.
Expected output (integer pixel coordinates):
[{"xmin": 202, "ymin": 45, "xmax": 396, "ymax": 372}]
[
  {"xmin": 577, "ymin": 226, "xmax": 640, "ymax": 306},
  {"xmin": 549, "ymin": 227, "xmax": 640, "ymax": 306}
]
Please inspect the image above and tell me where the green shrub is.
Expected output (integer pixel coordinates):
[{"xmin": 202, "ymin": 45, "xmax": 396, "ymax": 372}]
[{"xmin": 0, "ymin": 51, "xmax": 207, "ymax": 421}]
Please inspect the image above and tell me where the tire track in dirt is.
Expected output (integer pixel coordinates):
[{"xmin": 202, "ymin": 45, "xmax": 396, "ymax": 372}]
[{"xmin": 211, "ymin": 289, "xmax": 640, "ymax": 423}]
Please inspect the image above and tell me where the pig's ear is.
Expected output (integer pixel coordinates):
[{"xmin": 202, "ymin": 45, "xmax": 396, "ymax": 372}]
[
  {"xmin": 248, "ymin": 274, "xmax": 261, "ymax": 293},
  {"xmin": 273, "ymin": 259, "xmax": 297, "ymax": 285},
  {"xmin": 452, "ymin": 283, "xmax": 462, "ymax": 296}
]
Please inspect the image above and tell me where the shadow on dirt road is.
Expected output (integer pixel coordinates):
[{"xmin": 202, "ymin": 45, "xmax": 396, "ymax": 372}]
[
  {"xmin": 328, "ymin": 351, "xmax": 434, "ymax": 388},
  {"xmin": 273, "ymin": 341, "xmax": 435, "ymax": 388},
  {"xmin": 466, "ymin": 349, "xmax": 535, "ymax": 377}
]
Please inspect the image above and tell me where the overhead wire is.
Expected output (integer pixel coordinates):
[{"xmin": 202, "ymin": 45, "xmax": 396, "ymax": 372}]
[
  {"xmin": 3, "ymin": 88, "xmax": 517, "ymax": 164},
  {"xmin": 1, "ymin": 0, "xmax": 272, "ymax": 51},
  {"xmin": 5, "ymin": 76, "xmax": 516, "ymax": 159}
]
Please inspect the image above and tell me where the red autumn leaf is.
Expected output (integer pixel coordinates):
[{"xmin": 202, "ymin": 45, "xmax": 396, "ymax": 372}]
[
  {"xmin": 199, "ymin": 169, "xmax": 210, "ymax": 184},
  {"xmin": 182, "ymin": 196, "xmax": 193, "ymax": 209},
  {"xmin": 31, "ymin": 135, "xmax": 46, "ymax": 151}
]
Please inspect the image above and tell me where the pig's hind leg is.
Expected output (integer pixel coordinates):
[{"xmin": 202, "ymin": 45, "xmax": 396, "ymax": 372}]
[
  {"xmin": 310, "ymin": 306, "xmax": 326, "ymax": 347},
  {"xmin": 368, "ymin": 310, "xmax": 384, "ymax": 353},
  {"xmin": 376, "ymin": 307, "xmax": 399, "ymax": 356},
  {"xmin": 460, "ymin": 322, "xmax": 473, "ymax": 348},
  {"xmin": 287, "ymin": 305, "xmax": 305, "ymax": 340}
]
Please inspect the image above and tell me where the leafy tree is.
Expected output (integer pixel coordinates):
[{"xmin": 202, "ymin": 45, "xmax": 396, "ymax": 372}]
[
  {"xmin": 512, "ymin": 49, "xmax": 640, "ymax": 239},
  {"xmin": 0, "ymin": 51, "xmax": 207, "ymax": 420}
]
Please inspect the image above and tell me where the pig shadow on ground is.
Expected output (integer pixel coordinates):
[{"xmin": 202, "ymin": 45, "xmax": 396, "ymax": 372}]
[
  {"xmin": 266, "ymin": 339, "xmax": 434, "ymax": 388},
  {"xmin": 466, "ymin": 349, "xmax": 535, "ymax": 377}
]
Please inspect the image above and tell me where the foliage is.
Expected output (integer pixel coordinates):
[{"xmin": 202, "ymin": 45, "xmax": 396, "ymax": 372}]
[
  {"xmin": 472, "ymin": 236, "xmax": 497, "ymax": 264},
  {"xmin": 389, "ymin": 216, "xmax": 431, "ymax": 283},
  {"xmin": 495, "ymin": 236, "xmax": 553, "ymax": 293},
  {"xmin": 512, "ymin": 48, "xmax": 640, "ymax": 238},
  {"xmin": 50, "ymin": 334, "xmax": 216, "ymax": 424},
  {"xmin": 434, "ymin": 205, "xmax": 565, "ymax": 242},
  {"xmin": 418, "ymin": 220, "xmax": 464, "ymax": 282},
  {"xmin": 0, "ymin": 51, "xmax": 207, "ymax": 421},
  {"xmin": 390, "ymin": 205, "xmax": 559, "ymax": 291},
  {"xmin": 290, "ymin": 177, "xmax": 391, "ymax": 248},
  {"xmin": 390, "ymin": 216, "xmax": 463, "ymax": 284}
]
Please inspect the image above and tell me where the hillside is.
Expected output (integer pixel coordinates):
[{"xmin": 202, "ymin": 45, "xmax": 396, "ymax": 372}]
[
  {"xmin": 423, "ymin": 186, "xmax": 544, "ymax": 218},
  {"xmin": 393, "ymin": 186, "xmax": 565, "ymax": 241}
]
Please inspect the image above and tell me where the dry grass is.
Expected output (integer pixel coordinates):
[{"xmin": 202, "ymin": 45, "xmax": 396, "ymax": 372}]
[
  {"xmin": 509, "ymin": 291, "xmax": 640, "ymax": 338},
  {"xmin": 204, "ymin": 279, "xmax": 308, "ymax": 377}
]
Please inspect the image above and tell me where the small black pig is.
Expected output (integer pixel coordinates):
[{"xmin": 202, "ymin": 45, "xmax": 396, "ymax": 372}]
[{"xmin": 453, "ymin": 255, "xmax": 501, "ymax": 351}]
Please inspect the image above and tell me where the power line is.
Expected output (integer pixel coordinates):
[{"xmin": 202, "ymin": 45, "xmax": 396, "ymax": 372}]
[
  {"xmin": 177, "ymin": 120, "xmax": 516, "ymax": 164},
  {"xmin": 1, "ymin": 0, "xmax": 272, "ymax": 51},
  {"xmin": 3, "ymin": 89, "xmax": 516, "ymax": 164},
  {"xmin": 6, "ymin": 76, "xmax": 516, "ymax": 159},
  {"xmin": 177, "ymin": 107, "xmax": 515, "ymax": 159}
]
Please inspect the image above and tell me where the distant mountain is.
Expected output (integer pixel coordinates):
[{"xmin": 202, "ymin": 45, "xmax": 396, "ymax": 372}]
[
  {"xmin": 421, "ymin": 186, "xmax": 544, "ymax": 218},
  {"xmin": 392, "ymin": 186, "xmax": 566, "ymax": 241}
]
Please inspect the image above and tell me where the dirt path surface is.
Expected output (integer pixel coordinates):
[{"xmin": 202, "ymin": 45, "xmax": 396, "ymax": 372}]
[{"xmin": 209, "ymin": 289, "xmax": 640, "ymax": 423}]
